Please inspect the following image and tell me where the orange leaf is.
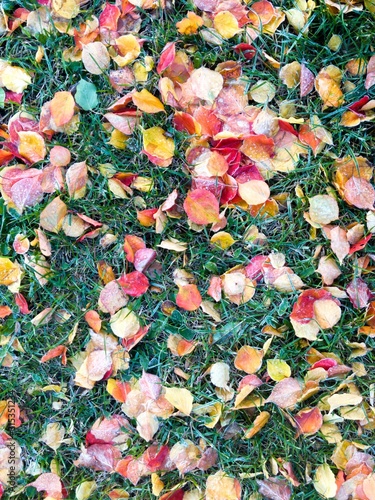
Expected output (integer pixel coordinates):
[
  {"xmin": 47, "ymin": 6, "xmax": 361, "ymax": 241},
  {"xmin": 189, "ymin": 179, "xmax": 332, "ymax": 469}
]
[
  {"xmin": 183, "ymin": 189, "xmax": 220, "ymax": 225},
  {"xmin": 176, "ymin": 284, "xmax": 202, "ymax": 311},
  {"xmin": 85, "ymin": 310, "xmax": 102, "ymax": 333},
  {"xmin": 106, "ymin": 378, "xmax": 131, "ymax": 403},
  {"xmin": 40, "ymin": 345, "xmax": 67, "ymax": 365},
  {"xmin": 132, "ymin": 89, "xmax": 165, "ymax": 114},
  {"xmin": 0, "ymin": 306, "xmax": 12, "ymax": 318},
  {"xmin": 294, "ymin": 407, "xmax": 323, "ymax": 437},
  {"xmin": 234, "ymin": 346, "xmax": 263, "ymax": 374},
  {"xmin": 124, "ymin": 235, "xmax": 146, "ymax": 263},
  {"xmin": 241, "ymin": 135, "xmax": 275, "ymax": 162},
  {"xmin": 315, "ymin": 66, "xmax": 343, "ymax": 108},
  {"xmin": 50, "ymin": 91, "xmax": 75, "ymax": 127},
  {"xmin": 97, "ymin": 260, "xmax": 116, "ymax": 284}
]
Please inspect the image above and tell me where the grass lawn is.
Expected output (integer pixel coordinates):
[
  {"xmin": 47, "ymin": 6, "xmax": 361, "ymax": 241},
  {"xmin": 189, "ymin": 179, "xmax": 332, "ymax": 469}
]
[{"xmin": 1, "ymin": 0, "xmax": 375, "ymax": 498}]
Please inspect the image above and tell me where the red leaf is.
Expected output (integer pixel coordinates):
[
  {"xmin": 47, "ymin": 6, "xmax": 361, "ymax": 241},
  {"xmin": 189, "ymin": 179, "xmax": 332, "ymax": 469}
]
[
  {"xmin": 118, "ymin": 271, "xmax": 149, "ymax": 297},
  {"xmin": 290, "ymin": 289, "xmax": 333, "ymax": 324},
  {"xmin": 99, "ymin": 3, "xmax": 120, "ymax": 30},
  {"xmin": 14, "ymin": 293, "xmax": 30, "ymax": 314},
  {"xmin": 157, "ymin": 42, "xmax": 176, "ymax": 74},
  {"xmin": 310, "ymin": 358, "xmax": 338, "ymax": 371},
  {"xmin": 233, "ymin": 43, "xmax": 256, "ymax": 60},
  {"xmin": 348, "ymin": 95, "xmax": 370, "ymax": 114},
  {"xmin": 349, "ymin": 234, "xmax": 372, "ymax": 254},
  {"xmin": 142, "ymin": 444, "xmax": 170, "ymax": 471},
  {"xmin": 245, "ymin": 255, "xmax": 268, "ymax": 281},
  {"xmin": 159, "ymin": 491, "xmax": 185, "ymax": 500}
]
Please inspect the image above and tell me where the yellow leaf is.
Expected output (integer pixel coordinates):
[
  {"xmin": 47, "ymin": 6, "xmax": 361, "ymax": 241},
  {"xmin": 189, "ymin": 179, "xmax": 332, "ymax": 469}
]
[
  {"xmin": 313, "ymin": 299, "xmax": 341, "ymax": 329},
  {"xmin": 35, "ymin": 46, "xmax": 44, "ymax": 63},
  {"xmin": 143, "ymin": 127, "xmax": 175, "ymax": 162},
  {"xmin": 112, "ymin": 35, "xmax": 140, "ymax": 67},
  {"xmin": 249, "ymin": 80, "xmax": 276, "ymax": 103},
  {"xmin": 285, "ymin": 8, "xmax": 306, "ymax": 31},
  {"xmin": 132, "ymin": 89, "xmax": 165, "ymax": 113},
  {"xmin": 110, "ymin": 307, "xmax": 140, "ymax": 339},
  {"xmin": 210, "ymin": 232, "xmax": 235, "ymax": 250},
  {"xmin": 1, "ymin": 65, "xmax": 32, "ymax": 93},
  {"xmin": 133, "ymin": 62, "xmax": 149, "ymax": 82},
  {"xmin": 327, "ymin": 393, "xmax": 363, "ymax": 413},
  {"xmin": 40, "ymin": 197, "xmax": 68, "ymax": 233},
  {"xmin": 267, "ymin": 359, "xmax": 291, "ymax": 381},
  {"xmin": 151, "ymin": 473, "xmax": 164, "ymax": 496},
  {"xmin": 244, "ymin": 411, "xmax": 270, "ymax": 438},
  {"xmin": 176, "ymin": 11, "xmax": 203, "ymax": 35},
  {"xmin": 109, "ymin": 129, "xmax": 128, "ymax": 149},
  {"xmin": 314, "ymin": 464, "xmax": 337, "ymax": 498},
  {"xmin": 327, "ymin": 34, "xmax": 342, "ymax": 51},
  {"xmin": 0, "ymin": 257, "xmax": 21, "ymax": 286},
  {"xmin": 40, "ymin": 422, "xmax": 65, "ymax": 451},
  {"xmin": 206, "ymin": 471, "xmax": 241, "ymax": 500},
  {"xmin": 238, "ymin": 180, "xmax": 270, "ymax": 205},
  {"xmin": 164, "ymin": 387, "xmax": 193, "ymax": 415},
  {"xmin": 213, "ymin": 11, "xmax": 242, "ymax": 39},
  {"xmin": 51, "ymin": 0, "xmax": 79, "ymax": 19},
  {"xmin": 76, "ymin": 481, "xmax": 97, "ymax": 500}
]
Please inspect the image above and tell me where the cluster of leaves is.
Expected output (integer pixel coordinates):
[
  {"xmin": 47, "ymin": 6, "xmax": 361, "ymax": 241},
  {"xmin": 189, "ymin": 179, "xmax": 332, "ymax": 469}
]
[{"xmin": 1, "ymin": 0, "xmax": 375, "ymax": 498}]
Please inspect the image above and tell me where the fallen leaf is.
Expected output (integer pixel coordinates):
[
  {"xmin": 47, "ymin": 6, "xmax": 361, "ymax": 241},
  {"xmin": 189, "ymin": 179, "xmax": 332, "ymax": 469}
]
[
  {"xmin": 184, "ymin": 189, "xmax": 220, "ymax": 225},
  {"xmin": 164, "ymin": 387, "xmax": 193, "ymax": 415},
  {"xmin": 50, "ymin": 91, "xmax": 75, "ymax": 127},
  {"xmin": 267, "ymin": 359, "xmax": 291, "ymax": 381},
  {"xmin": 257, "ymin": 477, "xmax": 292, "ymax": 500},
  {"xmin": 309, "ymin": 195, "xmax": 339, "ymax": 225},
  {"xmin": 344, "ymin": 176, "xmax": 375, "ymax": 209},
  {"xmin": 210, "ymin": 362, "xmax": 230, "ymax": 388},
  {"xmin": 40, "ymin": 197, "xmax": 67, "ymax": 233},
  {"xmin": 266, "ymin": 378, "xmax": 302, "ymax": 409},
  {"xmin": 206, "ymin": 471, "xmax": 241, "ymax": 500},
  {"xmin": 314, "ymin": 464, "xmax": 337, "ymax": 498},
  {"xmin": 234, "ymin": 346, "xmax": 263, "ymax": 374},
  {"xmin": 82, "ymin": 42, "xmax": 110, "ymax": 74},
  {"xmin": 294, "ymin": 407, "xmax": 323, "ymax": 437},
  {"xmin": 132, "ymin": 89, "xmax": 165, "ymax": 113},
  {"xmin": 66, "ymin": 161, "xmax": 88, "ymax": 199}
]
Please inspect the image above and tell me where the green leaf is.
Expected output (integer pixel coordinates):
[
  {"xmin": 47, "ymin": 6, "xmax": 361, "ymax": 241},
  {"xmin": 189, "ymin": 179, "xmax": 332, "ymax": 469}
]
[
  {"xmin": 0, "ymin": 88, "xmax": 5, "ymax": 109},
  {"xmin": 75, "ymin": 79, "xmax": 98, "ymax": 111}
]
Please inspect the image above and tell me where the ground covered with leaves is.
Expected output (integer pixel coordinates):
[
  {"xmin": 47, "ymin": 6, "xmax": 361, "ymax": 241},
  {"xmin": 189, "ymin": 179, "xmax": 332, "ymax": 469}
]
[{"xmin": 1, "ymin": 0, "xmax": 375, "ymax": 498}]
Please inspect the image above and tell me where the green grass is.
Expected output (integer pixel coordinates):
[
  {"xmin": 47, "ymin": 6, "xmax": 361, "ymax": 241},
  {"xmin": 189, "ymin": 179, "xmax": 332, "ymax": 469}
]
[{"xmin": 1, "ymin": 0, "xmax": 375, "ymax": 498}]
